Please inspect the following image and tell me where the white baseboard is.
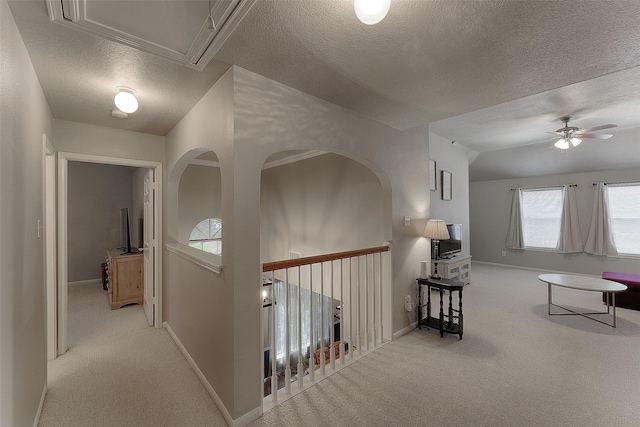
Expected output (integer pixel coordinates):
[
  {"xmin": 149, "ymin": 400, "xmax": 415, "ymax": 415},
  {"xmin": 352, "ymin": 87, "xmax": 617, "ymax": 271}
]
[
  {"xmin": 393, "ymin": 321, "xmax": 418, "ymax": 340},
  {"xmin": 164, "ymin": 322, "xmax": 243, "ymax": 427},
  {"xmin": 67, "ymin": 278, "xmax": 102, "ymax": 287},
  {"xmin": 472, "ymin": 261, "xmax": 600, "ymax": 278},
  {"xmin": 232, "ymin": 406, "xmax": 262, "ymax": 427},
  {"xmin": 33, "ymin": 384, "xmax": 47, "ymax": 427}
]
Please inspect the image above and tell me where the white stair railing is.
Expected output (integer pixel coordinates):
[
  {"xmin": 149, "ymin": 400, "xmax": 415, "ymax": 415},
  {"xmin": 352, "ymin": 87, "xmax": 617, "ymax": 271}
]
[{"xmin": 262, "ymin": 244, "xmax": 389, "ymax": 406}]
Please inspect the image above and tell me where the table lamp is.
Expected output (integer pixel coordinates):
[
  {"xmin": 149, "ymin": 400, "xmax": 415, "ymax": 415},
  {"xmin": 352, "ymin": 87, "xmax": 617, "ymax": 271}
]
[{"xmin": 424, "ymin": 220, "xmax": 450, "ymax": 279}]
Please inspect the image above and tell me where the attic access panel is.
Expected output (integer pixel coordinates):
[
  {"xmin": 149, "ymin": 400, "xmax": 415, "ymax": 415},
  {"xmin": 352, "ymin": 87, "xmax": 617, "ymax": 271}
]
[{"xmin": 46, "ymin": 0, "xmax": 256, "ymax": 70}]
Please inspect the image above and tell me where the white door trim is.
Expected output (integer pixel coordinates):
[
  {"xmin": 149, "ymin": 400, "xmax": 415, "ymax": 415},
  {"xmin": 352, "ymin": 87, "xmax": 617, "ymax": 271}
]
[
  {"xmin": 56, "ymin": 151, "xmax": 163, "ymax": 355},
  {"xmin": 43, "ymin": 135, "xmax": 57, "ymax": 361}
]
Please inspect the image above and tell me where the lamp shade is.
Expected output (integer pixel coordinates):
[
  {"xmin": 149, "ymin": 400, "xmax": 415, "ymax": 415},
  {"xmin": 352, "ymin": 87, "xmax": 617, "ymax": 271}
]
[
  {"xmin": 424, "ymin": 220, "xmax": 450, "ymax": 240},
  {"xmin": 114, "ymin": 87, "xmax": 138, "ymax": 114},
  {"xmin": 354, "ymin": 0, "xmax": 391, "ymax": 25}
]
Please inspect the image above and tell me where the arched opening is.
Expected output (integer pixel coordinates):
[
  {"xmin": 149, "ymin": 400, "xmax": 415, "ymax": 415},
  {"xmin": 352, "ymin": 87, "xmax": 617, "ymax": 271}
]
[
  {"xmin": 261, "ymin": 151, "xmax": 386, "ymax": 260},
  {"xmin": 167, "ymin": 148, "xmax": 223, "ymax": 270},
  {"xmin": 259, "ymin": 150, "xmax": 391, "ymax": 400}
]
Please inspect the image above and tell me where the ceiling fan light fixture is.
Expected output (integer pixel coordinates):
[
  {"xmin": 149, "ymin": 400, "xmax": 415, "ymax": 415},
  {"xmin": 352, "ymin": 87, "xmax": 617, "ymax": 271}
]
[
  {"xmin": 570, "ymin": 137, "xmax": 582, "ymax": 147},
  {"xmin": 354, "ymin": 0, "xmax": 391, "ymax": 25},
  {"xmin": 554, "ymin": 138, "xmax": 570, "ymax": 150},
  {"xmin": 114, "ymin": 87, "xmax": 138, "ymax": 114}
]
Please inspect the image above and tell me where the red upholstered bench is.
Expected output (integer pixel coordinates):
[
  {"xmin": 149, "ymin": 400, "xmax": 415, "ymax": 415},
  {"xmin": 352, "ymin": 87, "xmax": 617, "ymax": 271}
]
[{"xmin": 602, "ymin": 272, "xmax": 640, "ymax": 311}]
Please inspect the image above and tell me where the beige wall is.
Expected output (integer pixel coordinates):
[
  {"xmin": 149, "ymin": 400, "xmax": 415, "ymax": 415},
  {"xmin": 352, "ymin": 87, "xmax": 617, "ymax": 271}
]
[
  {"xmin": 0, "ymin": 0, "xmax": 52, "ymax": 424},
  {"xmin": 53, "ymin": 120, "xmax": 165, "ymax": 163},
  {"xmin": 163, "ymin": 69, "xmax": 235, "ymax": 419},
  {"xmin": 260, "ymin": 152, "xmax": 384, "ymax": 262},
  {"xmin": 470, "ymin": 167, "xmax": 640, "ymax": 275},
  {"xmin": 428, "ymin": 132, "xmax": 471, "ymax": 258},
  {"xmin": 163, "ymin": 66, "xmax": 432, "ymax": 423},
  {"xmin": 67, "ymin": 162, "xmax": 135, "ymax": 282}
]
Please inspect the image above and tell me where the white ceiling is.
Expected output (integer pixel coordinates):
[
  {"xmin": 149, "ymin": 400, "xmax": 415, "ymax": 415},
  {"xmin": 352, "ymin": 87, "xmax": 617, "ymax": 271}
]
[{"xmin": 7, "ymin": 0, "xmax": 640, "ymax": 178}]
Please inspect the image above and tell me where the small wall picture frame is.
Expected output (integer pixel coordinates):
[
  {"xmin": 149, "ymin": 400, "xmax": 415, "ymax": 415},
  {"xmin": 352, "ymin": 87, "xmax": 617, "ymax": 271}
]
[
  {"xmin": 441, "ymin": 170, "xmax": 452, "ymax": 200},
  {"xmin": 429, "ymin": 159, "xmax": 437, "ymax": 191}
]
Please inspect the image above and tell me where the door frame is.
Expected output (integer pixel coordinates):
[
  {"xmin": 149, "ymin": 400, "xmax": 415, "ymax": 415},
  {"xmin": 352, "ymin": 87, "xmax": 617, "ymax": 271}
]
[
  {"xmin": 43, "ymin": 135, "xmax": 57, "ymax": 361},
  {"xmin": 56, "ymin": 151, "xmax": 163, "ymax": 355}
]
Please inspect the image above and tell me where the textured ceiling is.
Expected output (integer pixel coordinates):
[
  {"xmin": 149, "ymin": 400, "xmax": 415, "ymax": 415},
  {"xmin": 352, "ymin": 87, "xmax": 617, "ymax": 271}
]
[
  {"xmin": 8, "ymin": 0, "xmax": 232, "ymax": 135},
  {"xmin": 7, "ymin": 0, "xmax": 640, "ymax": 176},
  {"xmin": 216, "ymin": 0, "xmax": 640, "ymax": 131}
]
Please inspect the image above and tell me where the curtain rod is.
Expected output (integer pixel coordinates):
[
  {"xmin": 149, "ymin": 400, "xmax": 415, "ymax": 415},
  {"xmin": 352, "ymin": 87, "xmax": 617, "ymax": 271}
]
[
  {"xmin": 510, "ymin": 184, "xmax": 577, "ymax": 191},
  {"xmin": 592, "ymin": 181, "xmax": 639, "ymax": 186}
]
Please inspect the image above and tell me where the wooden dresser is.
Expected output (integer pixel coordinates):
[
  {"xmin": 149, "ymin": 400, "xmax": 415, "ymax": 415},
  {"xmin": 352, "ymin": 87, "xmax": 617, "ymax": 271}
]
[{"xmin": 106, "ymin": 248, "xmax": 144, "ymax": 310}]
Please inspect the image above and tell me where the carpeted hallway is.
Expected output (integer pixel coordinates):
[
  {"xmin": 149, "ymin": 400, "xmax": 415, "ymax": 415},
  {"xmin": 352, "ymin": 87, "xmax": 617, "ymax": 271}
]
[
  {"xmin": 40, "ymin": 263, "xmax": 640, "ymax": 426},
  {"xmin": 38, "ymin": 283, "xmax": 227, "ymax": 426}
]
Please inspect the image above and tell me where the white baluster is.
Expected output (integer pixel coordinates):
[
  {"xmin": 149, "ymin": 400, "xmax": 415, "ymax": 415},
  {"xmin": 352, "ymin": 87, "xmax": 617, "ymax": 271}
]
[
  {"xmin": 372, "ymin": 252, "xmax": 377, "ymax": 346},
  {"xmin": 297, "ymin": 266, "xmax": 303, "ymax": 389},
  {"xmin": 339, "ymin": 259, "xmax": 345, "ymax": 364},
  {"xmin": 349, "ymin": 257, "xmax": 354, "ymax": 361},
  {"xmin": 356, "ymin": 256, "xmax": 361, "ymax": 354},
  {"xmin": 309, "ymin": 266, "xmax": 315, "ymax": 381},
  {"xmin": 284, "ymin": 269, "xmax": 291, "ymax": 394},
  {"xmin": 365, "ymin": 254, "xmax": 370, "ymax": 352},
  {"xmin": 270, "ymin": 271, "xmax": 277, "ymax": 402},
  {"xmin": 320, "ymin": 262, "xmax": 325, "ymax": 376},
  {"xmin": 330, "ymin": 261, "xmax": 335, "ymax": 369},
  {"xmin": 379, "ymin": 252, "xmax": 384, "ymax": 344}
]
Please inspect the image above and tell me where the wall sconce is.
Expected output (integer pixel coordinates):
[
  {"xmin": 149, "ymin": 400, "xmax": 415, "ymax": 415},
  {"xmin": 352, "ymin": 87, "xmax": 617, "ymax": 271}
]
[
  {"xmin": 114, "ymin": 87, "xmax": 138, "ymax": 114},
  {"xmin": 354, "ymin": 0, "xmax": 391, "ymax": 25}
]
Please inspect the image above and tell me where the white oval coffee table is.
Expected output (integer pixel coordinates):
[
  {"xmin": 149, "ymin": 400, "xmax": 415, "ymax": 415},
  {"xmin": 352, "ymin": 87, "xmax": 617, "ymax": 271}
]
[{"xmin": 538, "ymin": 274, "xmax": 628, "ymax": 327}]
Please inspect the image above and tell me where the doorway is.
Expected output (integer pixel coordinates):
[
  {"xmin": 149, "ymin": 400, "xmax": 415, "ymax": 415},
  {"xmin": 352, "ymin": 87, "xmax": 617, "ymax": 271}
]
[{"xmin": 56, "ymin": 152, "xmax": 162, "ymax": 356}]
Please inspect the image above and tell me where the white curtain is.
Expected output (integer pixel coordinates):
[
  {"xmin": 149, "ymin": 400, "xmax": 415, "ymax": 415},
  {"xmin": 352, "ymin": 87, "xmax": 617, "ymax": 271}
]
[
  {"xmin": 585, "ymin": 182, "xmax": 618, "ymax": 256},
  {"xmin": 557, "ymin": 185, "xmax": 583, "ymax": 253},
  {"xmin": 506, "ymin": 188, "xmax": 524, "ymax": 249},
  {"xmin": 273, "ymin": 280, "xmax": 332, "ymax": 367}
]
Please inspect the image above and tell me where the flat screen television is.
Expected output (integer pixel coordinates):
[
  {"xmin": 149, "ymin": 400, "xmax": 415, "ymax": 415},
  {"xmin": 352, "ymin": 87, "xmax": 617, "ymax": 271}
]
[
  {"xmin": 119, "ymin": 207, "xmax": 134, "ymax": 254},
  {"xmin": 432, "ymin": 223, "xmax": 462, "ymax": 260}
]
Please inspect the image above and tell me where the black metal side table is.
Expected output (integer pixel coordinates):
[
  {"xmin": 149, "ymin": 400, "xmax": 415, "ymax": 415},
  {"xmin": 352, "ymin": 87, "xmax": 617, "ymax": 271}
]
[{"xmin": 416, "ymin": 277, "xmax": 466, "ymax": 339}]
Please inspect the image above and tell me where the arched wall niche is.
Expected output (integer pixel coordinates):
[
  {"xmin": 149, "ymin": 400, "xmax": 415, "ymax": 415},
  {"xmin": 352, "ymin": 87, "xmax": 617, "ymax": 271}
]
[{"xmin": 167, "ymin": 148, "xmax": 222, "ymax": 250}]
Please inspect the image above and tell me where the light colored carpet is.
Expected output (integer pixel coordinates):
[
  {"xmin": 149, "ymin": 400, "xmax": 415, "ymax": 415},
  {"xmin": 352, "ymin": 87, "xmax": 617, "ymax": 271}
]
[
  {"xmin": 249, "ymin": 264, "xmax": 640, "ymax": 427},
  {"xmin": 40, "ymin": 264, "xmax": 640, "ymax": 426},
  {"xmin": 38, "ymin": 284, "xmax": 226, "ymax": 427}
]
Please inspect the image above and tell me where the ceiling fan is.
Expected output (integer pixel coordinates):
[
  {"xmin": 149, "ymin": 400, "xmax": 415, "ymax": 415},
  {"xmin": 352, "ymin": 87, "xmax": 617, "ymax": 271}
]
[{"xmin": 549, "ymin": 116, "xmax": 617, "ymax": 149}]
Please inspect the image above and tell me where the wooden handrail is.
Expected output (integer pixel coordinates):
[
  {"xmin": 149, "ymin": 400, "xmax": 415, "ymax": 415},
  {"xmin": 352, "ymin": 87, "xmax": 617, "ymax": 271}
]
[{"xmin": 263, "ymin": 244, "xmax": 390, "ymax": 272}]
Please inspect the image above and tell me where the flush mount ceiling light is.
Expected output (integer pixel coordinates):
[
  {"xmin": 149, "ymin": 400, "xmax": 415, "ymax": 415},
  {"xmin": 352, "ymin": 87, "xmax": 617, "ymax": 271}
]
[
  {"xmin": 354, "ymin": 0, "xmax": 391, "ymax": 25},
  {"xmin": 114, "ymin": 87, "xmax": 138, "ymax": 114},
  {"xmin": 111, "ymin": 109, "xmax": 129, "ymax": 119}
]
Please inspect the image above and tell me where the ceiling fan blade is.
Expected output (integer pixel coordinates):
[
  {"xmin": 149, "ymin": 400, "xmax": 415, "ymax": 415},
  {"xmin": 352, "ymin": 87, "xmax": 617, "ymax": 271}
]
[
  {"xmin": 576, "ymin": 133, "xmax": 613, "ymax": 139},
  {"xmin": 581, "ymin": 124, "xmax": 617, "ymax": 132}
]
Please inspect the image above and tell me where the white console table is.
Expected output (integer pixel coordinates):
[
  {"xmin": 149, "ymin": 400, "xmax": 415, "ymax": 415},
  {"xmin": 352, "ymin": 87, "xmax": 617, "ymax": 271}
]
[{"xmin": 432, "ymin": 255, "xmax": 471, "ymax": 284}]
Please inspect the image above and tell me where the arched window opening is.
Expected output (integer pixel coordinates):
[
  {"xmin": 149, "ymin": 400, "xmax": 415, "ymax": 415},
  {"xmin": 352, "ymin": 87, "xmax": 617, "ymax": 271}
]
[{"xmin": 189, "ymin": 218, "xmax": 222, "ymax": 255}]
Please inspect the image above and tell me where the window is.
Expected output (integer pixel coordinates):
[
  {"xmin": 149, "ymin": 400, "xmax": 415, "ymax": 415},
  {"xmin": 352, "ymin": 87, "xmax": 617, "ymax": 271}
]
[
  {"xmin": 606, "ymin": 184, "xmax": 640, "ymax": 255},
  {"xmin": 189, "ymin": 218, "xmax": 222, "ymax": 255},
  {"xmin": 521, "ymin": 188, "xmax": 563, "ymax": 249}
]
